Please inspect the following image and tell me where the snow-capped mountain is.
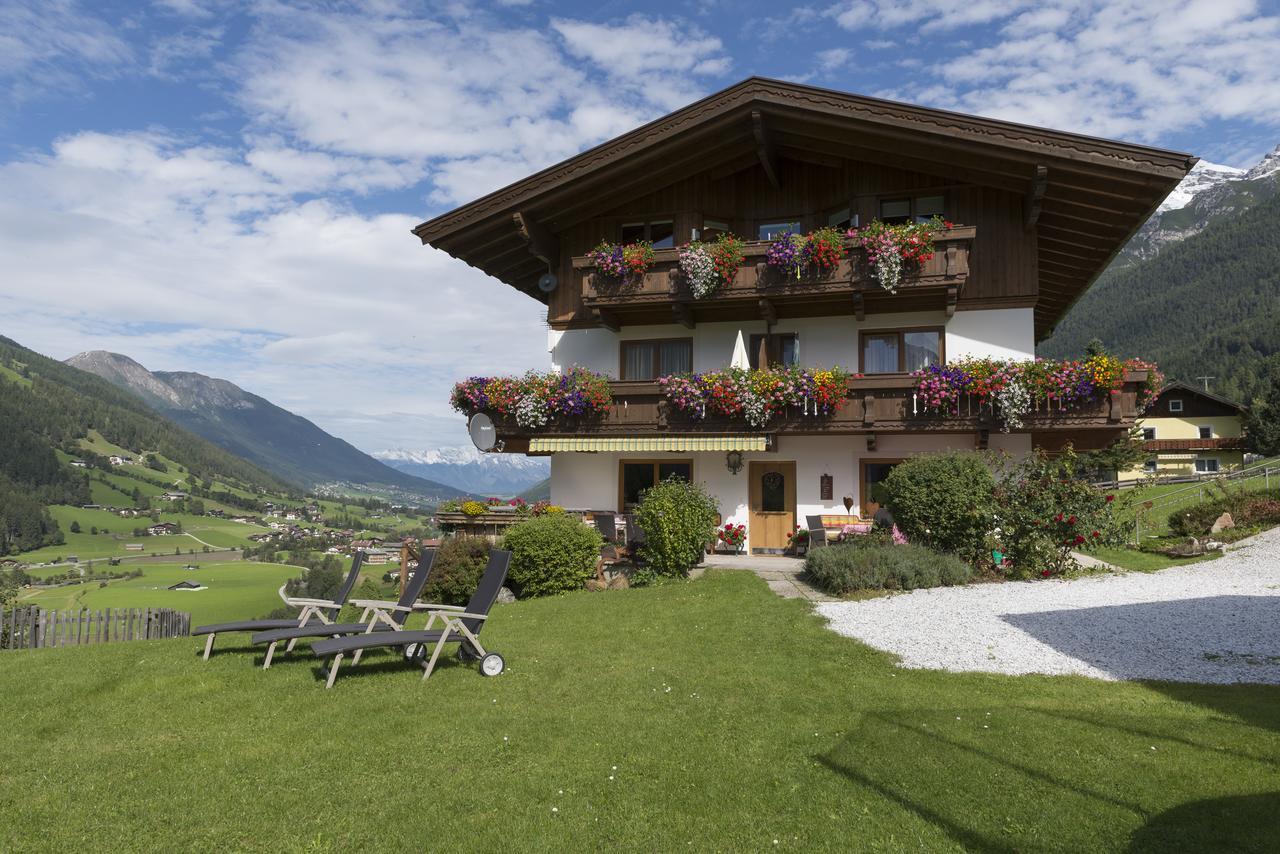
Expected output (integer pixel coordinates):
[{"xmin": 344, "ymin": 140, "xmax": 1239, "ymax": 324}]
[
  {"xmin": 1155, "ymin": 160, "xmax": 1245, "ymax": 213},
  {"xmin": 1117, "ymin": 144, "xmax": 1280, "ymax": 265},
  {"xmin": 374, "ymin": 447, "xmax": 550, "ymax": 496}
]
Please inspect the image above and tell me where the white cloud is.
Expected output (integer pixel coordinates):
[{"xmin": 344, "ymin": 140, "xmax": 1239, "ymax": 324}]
[
  {"xmin": 815, "ymin": 47, "xmax": 852, "ymax": 72},
  {"xmin": 0, "ymin": 0, "xmax": 134, "ymax": 102}
]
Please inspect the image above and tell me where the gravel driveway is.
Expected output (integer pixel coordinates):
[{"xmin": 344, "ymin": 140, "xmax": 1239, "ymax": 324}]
[{"xmin": 816, "ymin": 527, "xmax": 1280, "ymax": 684}]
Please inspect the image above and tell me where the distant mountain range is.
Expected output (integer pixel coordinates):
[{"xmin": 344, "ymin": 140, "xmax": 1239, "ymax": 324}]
[
  {"xmin": 373, "ymin": 447, "xmax": 549, "ymax": 497},
  {"xmin": 66, "ymin": 351, "xmax": 465, "ymax": 502},
  {"xmin": 1116, "ymin": 144, "xmax": 1280, "ymax": 265}
]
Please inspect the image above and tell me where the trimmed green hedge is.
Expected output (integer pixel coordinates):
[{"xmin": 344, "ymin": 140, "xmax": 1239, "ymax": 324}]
[
  {"xmin": 883, "ymin": 451, "xmax": 995, "ymax": 563},
  {"xmin": 501, "ymin": 513, "xmax": 602, "ymax": 598},
  {"xmin": 805, "ymin": 544, "xmax": 972, "ymax": 594}
]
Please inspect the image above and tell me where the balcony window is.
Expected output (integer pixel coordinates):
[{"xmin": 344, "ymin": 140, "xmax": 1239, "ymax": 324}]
[
  {"xmin": 879, "ymin": 195, "xmax": 946, "ymax": 225},
  {"xmin": 749, "ymin": 333, "xmax": 799, "ymax": 369},
  {"xmin": 701, "ymin": 218, "xmax": 731, "ymax": 241},
  {"xmin": 621, "ymin": 219, "xmax": 675, "ymax": 249},
  {"xmin": 1142, "ymin": 427, "xmax": 1156, "ymax": 441},
  {"xmin": 620, "ymin": 460, "xmax": 691, "ymax": 511},
  {"xmin": 1195, "ymin": 458, "xmax": 1220, "ymax": 474},
  {"xmin": 1198, "ymin": 425, "xmax": 1213, "ymax": 439},
  {"xmin": 827, "ymin": 207, "xmax": 856, "ymax": 230},
  {"xmin": 758, "ymin": 220, "xmax": 801, "ymax": 240},
  {"xmin": 860, "ymin": 328, "xmax": 943, "ymax": 374},
  {"xmin": 621, "ymin": 339, "xmax": 692, "ymax": 380}
]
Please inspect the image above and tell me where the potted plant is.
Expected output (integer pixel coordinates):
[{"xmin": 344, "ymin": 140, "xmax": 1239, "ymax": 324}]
[
  {"xmin": 717, "ymin": 522, "xmax": 747, "ymax": 555},
  {"xmin": 787, "ymin": 527, "xmax": 809, "ymax": 556}
]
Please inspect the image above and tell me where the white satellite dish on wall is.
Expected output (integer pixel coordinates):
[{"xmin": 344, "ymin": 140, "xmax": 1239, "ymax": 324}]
[
  {"xmin": 537, "ymin": 272, "xmax": 559, "ymax": 293},
  {"xmin": 468, "ymin": 413, "xmax": 498, "ymax": 452}
]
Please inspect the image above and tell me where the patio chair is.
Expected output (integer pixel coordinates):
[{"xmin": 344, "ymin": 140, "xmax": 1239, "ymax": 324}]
[
  {"xmin": 250, "ymin": 549, "xmax": 448, "ymax": 669},
  {"xmin": 806, "ymin": 515, "xmax": 831, "ymax": 549},
  {"xmin": 310, "ymin": 549, "xmax": 512, "ymax": 688},
  {"xmin": 193, "ymin": 552, "xmax": 366, "ymax": 660},
  {"xmin": 592, "ymin": 512, "xmax": 618, "ymax": 543}
]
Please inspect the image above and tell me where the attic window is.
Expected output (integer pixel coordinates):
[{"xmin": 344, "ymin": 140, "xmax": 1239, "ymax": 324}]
[
  {"xmin": 758, "ymin": 220, "xmax": 801, "ymax": 240},
  {"xmin": 702, "ymin": 219, "xmax": 731, "ymax": 241},
  {"xmin": 915, "ymin": 195, "xmax": 944, "ymax": 223},
  {"xmin": 827, "ymin": 207, "xmax": 856, "ymax": 230},
  {"xmin": 879, "ymin": 199, "xmax": 911, "ymax": 224},
  {"xmin": 1168, "ymin": 399, "xmax": 1183, "ymax": 412}
]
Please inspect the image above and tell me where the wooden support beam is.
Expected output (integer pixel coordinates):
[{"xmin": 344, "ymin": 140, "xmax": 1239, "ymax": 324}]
[
  {"xmin": 512, "ymin": 210, "xmax": 559, "ymax": 270},
  {"xmin": 1025, "ymin": 165, "xmax": 1048, "ymax": 229},
  {"xmin": 862, "ymin": 393, "xmax": 877, "ymax": 428},
  {"xmin": 852, "ymin": 291, "xmax": 865, "ymax": 321},
  {"xmin": 945, "ymin": 284, "xmax": 959, "ymax": 318},
  {"xmin": 593, "ymin": 309, "xmax": 620, "ymax": 332},
  {"xmin": 866, "ymin": 433, "xmax": 877, "ymax": 452},
  {"xmin": 759, "ymin": 298, "xmax": 777, "ymax": 324},
  {"xmin": 752, "ymin": 110, "xmax": 781, "ymax": 190},
  {"xmin": 673, "ymin": 303, "xmax": 695, "ymax": 329},
  {"xmin": 975, "ymin": 429, "xmax": 989, "ymax": 450}
]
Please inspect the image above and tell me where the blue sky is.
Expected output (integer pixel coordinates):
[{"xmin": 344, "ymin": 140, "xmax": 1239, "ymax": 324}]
[{"xmin": 2, "ymin": 0, "xmax": 1279, "ymax": 454}]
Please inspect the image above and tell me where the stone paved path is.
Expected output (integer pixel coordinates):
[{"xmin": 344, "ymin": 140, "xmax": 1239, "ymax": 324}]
[{"xmin": 695, "ymin": 554, "xmax": 835, "ymax": 602}]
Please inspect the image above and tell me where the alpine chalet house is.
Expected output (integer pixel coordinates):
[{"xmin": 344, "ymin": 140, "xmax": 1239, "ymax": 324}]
[{"xmin": 416, "ymin": 79, "xmax": 1193, "ymax": 554}]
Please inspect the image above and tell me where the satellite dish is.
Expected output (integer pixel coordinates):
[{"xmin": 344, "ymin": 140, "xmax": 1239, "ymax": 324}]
[
  {"xmin": 537, "ymin": 272, "xmax": 559, "ymax": 293},
  {"xmin": 468, "ymin": 413, "xmax": 497, "ymax": 452}
]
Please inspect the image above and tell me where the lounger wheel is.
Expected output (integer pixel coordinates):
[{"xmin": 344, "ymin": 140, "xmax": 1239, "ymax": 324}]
[
  {"xmin": 480, "ymin": 652, "xmax": 505, "ymax": 677},
  {"xmin": 403, "ymin": 643, "xmax": 424, "ymax": 662},
  {"xmin": 457, "ymin": 644, "xmax": 481, "ymax": 662}
]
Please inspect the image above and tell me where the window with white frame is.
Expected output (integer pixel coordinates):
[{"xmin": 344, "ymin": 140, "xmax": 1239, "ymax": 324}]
[
  {"xmin": 1198, "ymin": 425, "xmax": 1213, "ymax": 439},
  {"xmin": 1168, "ymin": 399, "xmax": 1183, "ymax": 412},
  {"xmin": 1195, "ymin": 458, "xmax": 1220, "ymax": 473},
  {"xmin": 1142, "ymin": 427, "xmax": 1156, "ymax": 441},
  {"xmin": 1143, "ymin": 459, "xmax": 1158, "ymax": 473}
]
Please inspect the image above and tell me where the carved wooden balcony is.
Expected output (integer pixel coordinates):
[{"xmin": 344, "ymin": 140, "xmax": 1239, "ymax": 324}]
[
  {"xmin": 490, "ymin": 369, "xmax": 1149, "ymax": 454},
  {"xmin": 571, "ymin": 226, "xmax": 975, "ymax": 329}
]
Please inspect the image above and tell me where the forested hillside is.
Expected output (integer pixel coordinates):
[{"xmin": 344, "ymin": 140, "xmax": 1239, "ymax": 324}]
[
  {"xmin": 0, "ymin": 336, "xmax": 288, "ymax": 554},
  {"xmin": 1040, "ymin": 192, "xmax": 1280, "ymax": 405}
]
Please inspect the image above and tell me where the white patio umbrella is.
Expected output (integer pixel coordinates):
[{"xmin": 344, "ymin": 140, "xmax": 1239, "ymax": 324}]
[{"xmin": 730, "ymin": 330, "xmax": 750, "ymax": 370}]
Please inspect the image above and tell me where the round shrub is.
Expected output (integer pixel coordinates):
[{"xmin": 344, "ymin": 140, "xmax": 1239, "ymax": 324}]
[
  {"xmin": 460, "ymin": 500, "xmax": 487, "ymax": 517},
  {"xmin": 633, "ymin": 477, "xmax": 719, "ymax": 578},
  {"xmin": 805, "ymin": 544, "xmax": 972, "ymax": 594},
  {"xmin": 420, "ymin": 537, "xmax": 490, "ymax": 606},
  {"xmin": 501, "ymin": 513, "xmax": 602, "ymax": 597},
  {"xmin": 884, "ymin": 451, "xmax": 995, "ymax": 563}
]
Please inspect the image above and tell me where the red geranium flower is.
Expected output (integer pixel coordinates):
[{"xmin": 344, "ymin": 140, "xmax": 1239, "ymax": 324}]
[
  {"xmin": 1105, "ymin": 495, "xmax": 1115, "ymax": 503},
  {"xmin": 1067, "ymin": 515, "xmax": 1077, "ymax": 525},
  {"xmin": 1074, "ymin": 535, "xmax": 1086, "ymax": 545}
]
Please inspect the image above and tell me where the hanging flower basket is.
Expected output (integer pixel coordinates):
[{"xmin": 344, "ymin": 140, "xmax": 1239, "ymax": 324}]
[{"xmin": 847, "ymin": 216, "xmax": 949, "ymax": 293}]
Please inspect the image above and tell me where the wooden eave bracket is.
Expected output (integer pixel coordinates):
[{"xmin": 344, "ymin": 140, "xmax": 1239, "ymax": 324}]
[
  {"xmin": 865, "ymin": 432, "xmax": 877, "ymax": 452},
  {"xmin": 945, "ymin": 284, "xmax": 959, "ymax": 317},
  {"xmin": 673, "ymin": 303, "xmax": 695, "ymax": 329},
  {"xmin": 1024, "ymin": 165, "xmax": 1048, "ymax": 229},
  {"xmin": 751, "ymin": 110, "xmax": 781, "ymax": 190},
  {"xmin": 975, "ymin": 429, "xmax": 989, "ymax": 450},
  {"xmin": 852, "ymin": 291, "xmax": 865, "ymax": 321},
  {"xmin": 862, "ymin": 393, "xmax": 876, "ymax": 428},
  {"xmin": 593, "ymin": 309, "xmax": 620, "ymax": 332},
  {"xmin": 512, "ymin": 210, "xmax": 559, "ymax": 270},
  {"xmin": 758, "ymin": 298, "xmax": 777, "ymax": 324}
]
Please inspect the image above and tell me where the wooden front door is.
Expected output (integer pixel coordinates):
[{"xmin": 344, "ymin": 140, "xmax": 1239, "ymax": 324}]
[{"xmin": 749, "ymin": 461, "xmax": 796, "ymax": 554}]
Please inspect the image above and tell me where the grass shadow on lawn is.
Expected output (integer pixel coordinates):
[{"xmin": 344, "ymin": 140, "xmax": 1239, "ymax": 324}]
[{"xmin": 1127, "ymin": 792, "xmax": 1280, "ymax": 853}]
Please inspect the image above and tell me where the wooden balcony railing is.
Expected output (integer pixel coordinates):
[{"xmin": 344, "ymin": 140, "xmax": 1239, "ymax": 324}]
[
  {"xmin": 492, "ymin": 370, "xmax": 1149, "ymax": 452},
  {"xmin": 1144, "ymin": 438, "xmax": 1248, "ymax": 452},
  {"xmin": 571, "ymin": 227, "xmax": 974, "ymax": 328}
]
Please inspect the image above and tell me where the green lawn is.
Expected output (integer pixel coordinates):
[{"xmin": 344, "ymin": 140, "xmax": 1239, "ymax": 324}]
[
  {"xmin": 16, "ymin": 561, "xmax": 301, "ymax": 625},
  {"xmin": 1, "ymin": 570, "xmax": 1276, "ymax": 851},
  {"xmin": 1089, "ymin": 546, "xmax": 1221, "ymax": 573}
]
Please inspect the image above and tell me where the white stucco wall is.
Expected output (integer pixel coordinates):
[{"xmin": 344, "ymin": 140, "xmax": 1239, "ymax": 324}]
[
  {"xmin": 549, "ymin": 307, "xmax": 1034, "ymax": 375},
  {"xmin": 549, "ymin": 432, "xmax": 1032, "ymax": 551}
]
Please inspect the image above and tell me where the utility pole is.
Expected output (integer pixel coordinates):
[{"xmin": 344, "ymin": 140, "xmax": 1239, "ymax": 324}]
[{"xmin": 1196, "ymin": 376, "xmax": 1214, "ymax": 392}]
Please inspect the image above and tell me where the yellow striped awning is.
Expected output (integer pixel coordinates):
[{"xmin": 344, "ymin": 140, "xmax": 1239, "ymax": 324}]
[{"xmin": 528, "ymin": 435, "xmax": 768, "ymax": 453}]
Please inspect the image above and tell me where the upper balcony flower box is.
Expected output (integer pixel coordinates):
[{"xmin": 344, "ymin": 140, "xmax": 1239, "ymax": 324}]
[{"xmin": 571, "ymin": 226, "xmax": 974, "ymax": 329}]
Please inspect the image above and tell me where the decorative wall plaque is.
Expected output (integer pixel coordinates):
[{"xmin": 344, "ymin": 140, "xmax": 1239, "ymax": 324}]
[{"xmin": 820, "ymin": 473, "xmax": 833, "ymax": 501}]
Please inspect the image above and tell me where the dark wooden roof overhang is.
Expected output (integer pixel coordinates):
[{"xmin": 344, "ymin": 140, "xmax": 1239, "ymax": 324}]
[{"xmin": 413, "ymin": 78, "xmax": 1195, "ymax": 339}]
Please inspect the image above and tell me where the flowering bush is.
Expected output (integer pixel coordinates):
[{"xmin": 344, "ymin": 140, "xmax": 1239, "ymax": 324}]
[
  {"xmin": 992, "ymin": 449, "xmax": 1121, "ymax": 578},
  {"xmin": 786, "ymin": 527, "xmax": 808, "ymax": 548},
  {"xmin": 718, "ymin": 522, "xmax": 747, "ymax": 549},
  {"xmin": 912, "ymin": 355, "xmax": 1160, "ymax": 431},
  {"xmin": 450, "ymin": 367, "xmax": 612, "ymax": 422},
  {"xmin": 460, "ymin": 500, "xmax": 488, "ymax": 517},
  {"xmin": 847, "ymin": 216, "xmax": 948, "ymax": 293},
  {"xmin": 588, "ymin": 240, "xmax": 655, "ymax": 280},
  {"xmin": 658, "ymin": 366, "xmax": 855, "ymax": 427}
]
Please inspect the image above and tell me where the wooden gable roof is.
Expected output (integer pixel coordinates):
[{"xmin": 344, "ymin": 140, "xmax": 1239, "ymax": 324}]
[{"xmin": 413, "ymin": 77, "xmax": 1195, "ymax": 338}]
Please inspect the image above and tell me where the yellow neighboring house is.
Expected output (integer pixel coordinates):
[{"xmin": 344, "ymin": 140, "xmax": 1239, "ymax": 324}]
[{"xmin": 1121, "ymin": 381, "xmax": 1249, "ymax": 481}]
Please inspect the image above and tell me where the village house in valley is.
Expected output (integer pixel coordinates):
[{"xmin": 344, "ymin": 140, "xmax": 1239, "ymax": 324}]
[
  {"xmin": 416, "ymin": 78, "xmax": 1194, "ymax": 553},
  {"xmin": 1122, "ymin": 382, "xmax": 1249, "ymax": 481}
]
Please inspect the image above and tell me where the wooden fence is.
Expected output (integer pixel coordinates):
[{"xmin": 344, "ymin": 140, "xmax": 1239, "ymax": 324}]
[{"xmin": 1, "ymin": 607, "xmax": 191, "ymax": 650}]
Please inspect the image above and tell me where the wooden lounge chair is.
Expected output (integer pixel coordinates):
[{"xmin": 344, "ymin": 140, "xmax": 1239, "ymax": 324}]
[
  {"xmin": 193, "ymin": 553, "xmax": 366, "ymax": 660},
  {"xmin": 250, "ymin": 549, "xmax": 447, "ymax": 669},
  {"xmin": 310, "ymin": 549, "xmax": 512, "ymax": 688}
]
